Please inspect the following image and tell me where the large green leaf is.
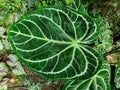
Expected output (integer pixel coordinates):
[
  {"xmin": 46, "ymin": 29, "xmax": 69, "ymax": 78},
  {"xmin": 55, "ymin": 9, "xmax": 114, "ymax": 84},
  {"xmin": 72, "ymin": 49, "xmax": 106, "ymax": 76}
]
[
  {"xmin": 63, "ymin": 61, "xmax": 111, "ymax": 90},
  {"xmin": 8, "ymin": 6, "xmax": 103, "ymax": 80},
  {"xmin": 115, "ymin": 62, "xmax": 120, "ymax": 88}
]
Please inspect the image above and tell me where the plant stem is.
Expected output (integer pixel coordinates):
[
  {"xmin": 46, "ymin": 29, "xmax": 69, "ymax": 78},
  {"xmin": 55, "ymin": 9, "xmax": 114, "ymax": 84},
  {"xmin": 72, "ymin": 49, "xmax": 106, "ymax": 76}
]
[
  {"xmin": 103, "ymin": 46, "xmax": 120, "ymax": 57},
  {"xmin": 109, "ymin": 62, "xmax": 119, "ymax": 64},
  {"xmin": 8, "ymin": 85, "xmax": 28, "ymax": 89}
]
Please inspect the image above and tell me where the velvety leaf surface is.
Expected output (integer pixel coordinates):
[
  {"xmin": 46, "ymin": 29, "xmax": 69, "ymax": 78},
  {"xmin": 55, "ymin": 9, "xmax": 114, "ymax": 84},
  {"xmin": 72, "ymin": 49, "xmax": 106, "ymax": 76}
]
[
  {"xmin": 63, "ymin": 61, "xmax": 111, "ymax": 90},
  {"xmin": 8, "ymin": 6, "xmax": 102, "ymax": 80}
]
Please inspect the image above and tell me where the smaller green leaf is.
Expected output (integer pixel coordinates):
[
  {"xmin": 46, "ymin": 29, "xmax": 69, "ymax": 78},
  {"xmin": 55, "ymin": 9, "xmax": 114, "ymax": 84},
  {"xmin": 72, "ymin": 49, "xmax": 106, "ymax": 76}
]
[
  {"xmin": 28, "ymin": 83, "xmax": 42, "ymax": 90},
  {"xmin": 12, "ymin": 61, "xmax": 26, "ymax": 75},
  {"xmin": 0, "ymin": 78, "xmax": 9, "ymax": 86},
  {"xmin": 23, "ymin": 78, "xmax": 31, "ymax": 86},
  {"xmin": 2, "ymin": 38, "xmax": 11, "ymax": 50},
  {"xmin": 23, "ymin": 78, "xmax": 42, "ymax": 90},
  {"xmin": 0, "ymin": 62, "xmax": 9, "ymax": 76},
  {"xmin": 6, "ymin": 54, "xmax": 18, "ymax": 67},
  {"xmin": 63, "ymin": 61, "xmax": 111, "ymax": 90},
  {"xmin": 96, "ymin": 30, "xmax": 113, "ymax": 53},
  {"xmin": 0, "ymin": 27, "xmax": 5, "ymax": 35},
  {"xmin": 115, "ymin": 62, "xmax": 120, "ymax": 88}
]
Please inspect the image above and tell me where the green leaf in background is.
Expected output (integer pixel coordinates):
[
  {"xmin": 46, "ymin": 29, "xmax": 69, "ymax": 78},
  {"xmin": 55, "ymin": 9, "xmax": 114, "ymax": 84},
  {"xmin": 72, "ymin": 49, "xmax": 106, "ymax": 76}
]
[
  {"xmin": 0, "ymin": 62, "xmax": 9, "ymax": 76},
  {"xmin": 12, "ymin": 61, "xmax": 26, "ymax": 75},
  {"xmin": 115, "ymin": 62, "xmax": 120, "ymax": 88},
  {"xmin": 1, "ymin": 37, "xmax": 11, "ymax": 50},
  {"xmin": 8, "ymin": 4, "xmax": 103, "ymax": 80},
  {"xmin": 6, "ymin": 54, "xmax": 18, "ymax": 67},
  {"xmin": 0, "ymin": 83, "xmax": 8, "ymax": 90},
  {"xmin": 0, "ymin": 78, "xmax": 9, "ymax": 86},
  {"xmin": 0, "ymin": 27, "xmax": 6, "ymax": 39},
  {"xmin": 6, "ymin": 54, "xmax": 26, "ymax": 75},
  {"xmin": 63, "ymin": 61, "xmax": 111, "ymax": 90},
  {"xmin": 96, "ymin": 30, "xmax": 113, "ymax": 53},
  {"xmin": 0, "ymin": 27, "xmax": 6, "ymax": 35},
  {"xmin": 28, "ymin": 83, "xmax": 42, "ymax": 90}
]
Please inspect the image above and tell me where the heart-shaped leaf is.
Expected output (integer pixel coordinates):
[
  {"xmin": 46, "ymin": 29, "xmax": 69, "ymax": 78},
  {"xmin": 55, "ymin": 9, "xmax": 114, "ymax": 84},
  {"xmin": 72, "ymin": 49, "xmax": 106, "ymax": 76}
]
[
  {"xmin": 63, "ymin": 61, "xmax": 111, "ymax": 90},
  {"xmin": 8, "ymin": 6, "xmax": 103, "ymax": 80}
]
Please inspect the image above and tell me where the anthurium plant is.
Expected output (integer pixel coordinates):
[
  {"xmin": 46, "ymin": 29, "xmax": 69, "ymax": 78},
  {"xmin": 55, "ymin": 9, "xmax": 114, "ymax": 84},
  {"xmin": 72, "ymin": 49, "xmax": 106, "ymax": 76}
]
[{"xmin": 7, "ymin": 0, "xmax": 120, "ymax": 89}]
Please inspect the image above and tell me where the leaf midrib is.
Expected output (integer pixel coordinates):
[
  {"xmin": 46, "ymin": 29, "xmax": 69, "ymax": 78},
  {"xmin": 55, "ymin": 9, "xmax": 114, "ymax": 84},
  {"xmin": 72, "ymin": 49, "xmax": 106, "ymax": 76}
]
[{"xmin": 9, "ymin": 30, "xmax": 72, "ymax": 45}]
